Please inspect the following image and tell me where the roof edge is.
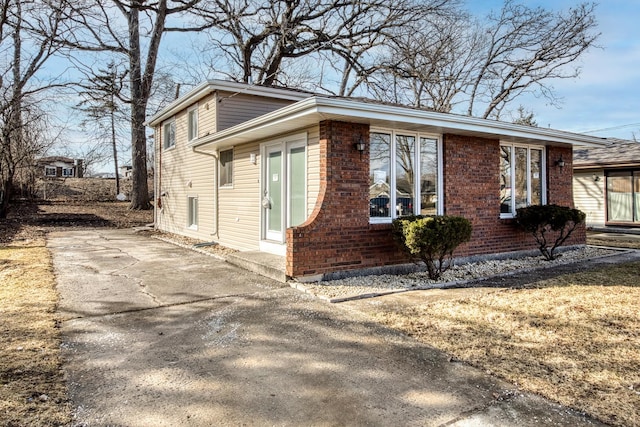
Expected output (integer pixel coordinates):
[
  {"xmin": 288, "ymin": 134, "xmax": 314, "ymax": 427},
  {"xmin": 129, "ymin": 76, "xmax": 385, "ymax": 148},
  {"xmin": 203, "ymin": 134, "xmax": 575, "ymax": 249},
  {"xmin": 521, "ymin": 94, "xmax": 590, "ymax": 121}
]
[
  {"xmin": 146, "ymin": 80, "xmax": 311, "ymax": 127},
  {"xmin": 192, "ymin": 96, "xmax": 608, "ymax": 149}
]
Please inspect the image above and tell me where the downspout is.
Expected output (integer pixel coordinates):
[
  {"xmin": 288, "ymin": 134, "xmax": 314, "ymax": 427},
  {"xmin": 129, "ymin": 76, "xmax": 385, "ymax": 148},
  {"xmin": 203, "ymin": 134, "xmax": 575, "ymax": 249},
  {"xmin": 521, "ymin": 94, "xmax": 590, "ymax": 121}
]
[{"xmin": 192, "ymin": 147, "xmax": 219, "ymax": 239}]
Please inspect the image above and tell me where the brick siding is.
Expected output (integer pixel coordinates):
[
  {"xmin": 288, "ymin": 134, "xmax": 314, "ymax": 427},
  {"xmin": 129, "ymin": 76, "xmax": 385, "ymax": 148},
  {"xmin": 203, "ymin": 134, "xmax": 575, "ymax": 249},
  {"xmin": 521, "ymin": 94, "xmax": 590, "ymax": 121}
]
[{"xmin": 286, "ymin": 121, "xmax": 585, "ymax": 279}]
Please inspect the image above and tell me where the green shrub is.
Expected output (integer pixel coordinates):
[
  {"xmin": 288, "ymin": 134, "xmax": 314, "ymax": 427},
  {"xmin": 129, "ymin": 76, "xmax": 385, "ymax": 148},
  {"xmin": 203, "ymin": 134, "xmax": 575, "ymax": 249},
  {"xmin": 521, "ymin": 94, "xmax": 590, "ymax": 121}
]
[
  {"xmin": 516, "ymin": 204, "xmax": 586, "ymax": 261},
  {"xmin": 392, "ymin": 215, "xmax": 472, "ymax": 280}
]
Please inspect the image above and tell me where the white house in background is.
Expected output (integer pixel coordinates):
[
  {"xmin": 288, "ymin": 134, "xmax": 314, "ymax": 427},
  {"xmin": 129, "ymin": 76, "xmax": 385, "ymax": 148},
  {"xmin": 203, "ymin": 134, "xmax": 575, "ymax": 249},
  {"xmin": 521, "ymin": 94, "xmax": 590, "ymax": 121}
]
[
  {"xmin": 573, "ymin": 140, "xmax": 640, "ymax": 229},
  {"xmin": 37, "ymin": 156, "xmax": 83, "ymax": 178}
]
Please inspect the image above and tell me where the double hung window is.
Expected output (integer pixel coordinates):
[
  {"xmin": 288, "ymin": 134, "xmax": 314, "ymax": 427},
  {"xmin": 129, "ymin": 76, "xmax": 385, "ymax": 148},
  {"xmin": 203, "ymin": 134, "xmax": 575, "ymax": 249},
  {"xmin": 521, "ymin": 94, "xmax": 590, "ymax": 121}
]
[
  {"xmin": 219, "ymin": 149, "xmax": 233, "ymax": 187},
  {"xmin": 500, "ymin": 143, "xmax": 545, "ymax": 217},
  {"xmin": 369, "ymin": 130, "xmax": 441, "ymax": 221},
  {"xmin": 187, "ymin": 106, "xmax": 198, "ymax": 141},
  {"xmin": 45, "ymin": 167, "xmax": 56, "ymax": 177},
  {"xmin": 163, "ymin": 119, "xmax": 176, "ymax": 149}
]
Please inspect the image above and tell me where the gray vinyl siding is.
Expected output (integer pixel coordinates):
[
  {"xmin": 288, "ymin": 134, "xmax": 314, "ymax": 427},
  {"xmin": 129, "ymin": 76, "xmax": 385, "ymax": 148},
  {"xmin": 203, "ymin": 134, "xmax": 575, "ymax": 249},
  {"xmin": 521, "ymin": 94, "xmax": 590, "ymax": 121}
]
[
  {"xmin": 573, "ymin": 170, "xmax": 605, "ymax": 227},
  {"xmin": 199, "ymin": 93, "xmax": 217, "ymax": 135},
  {"xmin": 217, "ymin": 92, "xmax": 293, "ymax": 131},
  {"xmin": 216, "ymin": 126, "xmax": 321, "ymax": 251},
  {"xmin": 154, "ymin": 90, "xmax": 317, "ymax": 251},
  {"xmin": 155, "ymin": 104, "xmax": 216, "ymax": 241},
  {"xmin": 218, "ymin": 143, "xmax": 261, "ymax": 251}
]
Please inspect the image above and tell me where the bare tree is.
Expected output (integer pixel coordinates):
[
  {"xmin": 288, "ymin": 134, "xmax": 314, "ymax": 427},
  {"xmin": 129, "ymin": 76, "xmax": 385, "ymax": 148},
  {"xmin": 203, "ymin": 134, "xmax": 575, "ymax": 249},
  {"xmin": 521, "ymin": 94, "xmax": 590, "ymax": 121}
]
[
  {"xmin": 0, "ymin": 0, "xmax": 71, "ymax": 218},
  {"xmin": 200, "ymin": 0, "xmax": 455, "ymax": 89},
  {"xmin": 467, "ymin": 1, "xmax": 599, "ymax": 119},
  {"xmin": 364, "ymin": 1, "xmax": 598, "ymax": 120},
  {"xmin": 58, "ymin": 0, "xmax": 221, "ymax": 209},
  {"xmin": 366, "ymin": 13, "xmax": 480, "ymax": 111}
]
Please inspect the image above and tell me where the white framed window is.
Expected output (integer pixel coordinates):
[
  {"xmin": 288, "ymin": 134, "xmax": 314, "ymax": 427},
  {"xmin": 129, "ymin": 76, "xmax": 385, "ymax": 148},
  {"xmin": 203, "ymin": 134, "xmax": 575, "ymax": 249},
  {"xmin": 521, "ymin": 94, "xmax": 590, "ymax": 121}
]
[
  {"xmin": 163, "ymin": 119, "xmax": 176, "ymax": 150},
  {"xmin": 219, "ymin": 148, "xmax": 233, "ymax": 187},
  {"xmin": 369, "ymin": 129, "xmax": 442, "ymax": 222},
  {"xmin": 187, "ymin": 105, "xmax": 198, "ymax": 142},
  {"xmin": 500, "ymin": 143, "xmax": 546, "ymax": 218},
  {"xmin": 62, "ymin": 168, "xmax": 74, "ymax": 177},
  {"xmin": 187, "ymin": 196, "xmax": 198, "ymax": 229},
  {"xmin": 45, "ymin": 166, "xmax": 56, "ymax": 177}
]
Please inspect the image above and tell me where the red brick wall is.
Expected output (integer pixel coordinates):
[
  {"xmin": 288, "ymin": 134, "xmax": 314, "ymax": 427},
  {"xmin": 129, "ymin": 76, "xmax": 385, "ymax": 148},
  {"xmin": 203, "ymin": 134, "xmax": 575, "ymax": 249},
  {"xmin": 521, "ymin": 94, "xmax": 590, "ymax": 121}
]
[
  {"xmin": 286, "ymin": 122, "xmax": 584, "ymax": 279},
  {"xmin": 286, "ymin": 121, "xmax": 406, "ymax": 277}
]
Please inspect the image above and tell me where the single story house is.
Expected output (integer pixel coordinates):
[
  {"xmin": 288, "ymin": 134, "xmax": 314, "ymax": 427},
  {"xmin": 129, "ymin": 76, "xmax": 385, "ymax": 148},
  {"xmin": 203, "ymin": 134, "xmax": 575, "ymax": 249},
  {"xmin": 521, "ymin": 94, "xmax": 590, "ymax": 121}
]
[
  {"xmin": 147, "ymin": 80, "xmax": 606, "ymax": 281},
  {"xmin": 38, "ymin": 156, "xmax": 83, "ymax": 178},
  {"xmin": 574, "ymin": 140, "xmax": 640, "ymax": 228}
]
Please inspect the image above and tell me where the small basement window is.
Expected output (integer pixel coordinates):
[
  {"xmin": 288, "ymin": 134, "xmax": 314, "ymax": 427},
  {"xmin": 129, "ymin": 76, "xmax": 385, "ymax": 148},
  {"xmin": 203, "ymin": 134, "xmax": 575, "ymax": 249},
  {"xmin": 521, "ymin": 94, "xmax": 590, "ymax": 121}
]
[{"xmin": 187, "ymin": 196, "xmax": 198, "ymax": 229}]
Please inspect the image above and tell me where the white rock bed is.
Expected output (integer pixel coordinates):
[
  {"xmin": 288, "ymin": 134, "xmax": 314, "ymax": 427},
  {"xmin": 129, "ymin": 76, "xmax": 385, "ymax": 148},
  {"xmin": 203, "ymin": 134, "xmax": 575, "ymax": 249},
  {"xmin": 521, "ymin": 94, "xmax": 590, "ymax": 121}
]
[{"xmin": 299, "ymin": 246, "xmax": 619, "ymax": 301}]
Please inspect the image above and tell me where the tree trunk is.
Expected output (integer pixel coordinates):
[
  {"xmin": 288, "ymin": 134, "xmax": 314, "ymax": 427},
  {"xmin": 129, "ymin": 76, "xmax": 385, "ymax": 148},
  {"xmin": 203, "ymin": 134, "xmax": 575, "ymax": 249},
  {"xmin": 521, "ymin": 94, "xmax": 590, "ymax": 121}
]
[
  {"xmin": 110, "ymin": 94, "xmax": 120, "ymax": 196},
  {"xmin": 127, "ymin": 5, "xmax": 150, "ymax": 210}
]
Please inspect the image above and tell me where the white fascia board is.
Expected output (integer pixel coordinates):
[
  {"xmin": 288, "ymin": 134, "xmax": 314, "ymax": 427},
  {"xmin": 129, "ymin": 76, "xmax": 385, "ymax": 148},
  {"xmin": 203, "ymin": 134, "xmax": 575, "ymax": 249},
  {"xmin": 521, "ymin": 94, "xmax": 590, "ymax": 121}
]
[
  {"xmin": 313, "ymin": 97, "xmax": 608, "ymax": 147},
  {"xmin": 191, "ymin": 96, "xmax": 608, "ymax": 151},
  {"xmin": 146, "ymin": 80, "xmax": 311, "ymax": 127}
]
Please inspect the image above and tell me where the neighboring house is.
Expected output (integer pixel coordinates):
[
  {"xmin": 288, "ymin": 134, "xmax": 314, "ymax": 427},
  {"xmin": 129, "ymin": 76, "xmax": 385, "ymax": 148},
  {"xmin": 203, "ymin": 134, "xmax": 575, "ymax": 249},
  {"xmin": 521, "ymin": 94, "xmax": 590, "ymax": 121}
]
[
  {"xmin": 119, "ymin": 165, "xmax": 133, "ymax": 179},
  {"xmin": 38, "ymin": 156, "xmax": 83, "ymax": 178},
  {"xmin": 573, "ymin": 140, "xmax": 640, "ymax": 228},
  {"xmin": 147, "ymin": 80, "xmax": 606, "ymax": 281}
]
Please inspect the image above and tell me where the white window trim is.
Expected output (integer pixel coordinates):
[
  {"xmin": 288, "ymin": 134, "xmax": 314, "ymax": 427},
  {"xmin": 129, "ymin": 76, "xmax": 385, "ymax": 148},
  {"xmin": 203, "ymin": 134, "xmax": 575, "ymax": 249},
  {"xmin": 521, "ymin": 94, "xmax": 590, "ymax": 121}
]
[
  {"xmin": 62, "ymin": 168, "xmax": 74, "ymax": 177},
  {"xmin": 259, "ymin": 131, "xmax": 308, "ymax": 248},
  {"xmin": 499, "ymin": 142, "xmax": 547, "ymax": 219},
  {"xmin": 45, "ymin": 166, "xmax": 56, "ymax": 177},
  {"xmin": 369, "ymin": 127, "xmax": 443, "ymax": 224},
  {"xmin": 218, "ymin": 148, "xmax": 234, "ymax": 188},
  {"xmin": 187, "ymin": 104, "xmax": 198, "ymax": 142},
  {"xmin": 163, "ymin": 118, "xmax": 176, "ymax": 150},
  {"xmin": 187, "ymin": 195, "xmax": 198, "ymax": 230}
]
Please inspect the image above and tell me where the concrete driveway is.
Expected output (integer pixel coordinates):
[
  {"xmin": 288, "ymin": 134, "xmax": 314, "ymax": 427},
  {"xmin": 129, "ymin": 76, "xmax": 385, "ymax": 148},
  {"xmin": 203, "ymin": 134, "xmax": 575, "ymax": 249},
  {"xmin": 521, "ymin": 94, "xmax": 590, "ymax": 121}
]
[{"xmin": 50, "ymin": 229, "xmax": 604, "ymax": 426}]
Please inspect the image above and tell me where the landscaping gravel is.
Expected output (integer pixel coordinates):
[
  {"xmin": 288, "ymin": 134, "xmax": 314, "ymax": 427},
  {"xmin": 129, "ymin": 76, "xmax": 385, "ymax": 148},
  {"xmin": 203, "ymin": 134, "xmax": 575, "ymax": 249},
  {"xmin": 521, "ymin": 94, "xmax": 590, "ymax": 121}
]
[{"xmin": 299, "ymin": 246, "xmax": 619, "ymax": 302}]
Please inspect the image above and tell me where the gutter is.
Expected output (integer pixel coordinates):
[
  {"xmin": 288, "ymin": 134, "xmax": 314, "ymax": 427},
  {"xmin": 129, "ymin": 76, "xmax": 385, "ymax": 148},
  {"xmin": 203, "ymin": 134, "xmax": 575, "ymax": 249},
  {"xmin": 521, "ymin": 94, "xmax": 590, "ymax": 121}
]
[{"xmin": 191, "ymin": 96, "xmax": 608, "ymax": 150}]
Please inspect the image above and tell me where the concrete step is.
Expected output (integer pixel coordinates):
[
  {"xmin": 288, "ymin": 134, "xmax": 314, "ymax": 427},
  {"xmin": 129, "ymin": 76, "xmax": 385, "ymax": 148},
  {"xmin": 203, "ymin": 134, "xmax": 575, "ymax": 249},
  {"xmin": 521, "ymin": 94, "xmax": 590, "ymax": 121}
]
[{"xmin": 226, "ymin": 251, "xmax": 288, "ymax": 283}]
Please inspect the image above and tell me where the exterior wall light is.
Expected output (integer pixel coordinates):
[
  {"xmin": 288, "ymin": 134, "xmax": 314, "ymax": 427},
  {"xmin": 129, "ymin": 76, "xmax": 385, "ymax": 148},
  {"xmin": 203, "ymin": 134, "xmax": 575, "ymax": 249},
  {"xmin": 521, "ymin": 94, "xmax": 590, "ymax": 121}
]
[
  {"xmin": 556, "ymin": 156, "xmax": 565, "ymax": 168},
  {"xmin": 354, "ymin": 136, "xmax": 366, "ymax": 159}
]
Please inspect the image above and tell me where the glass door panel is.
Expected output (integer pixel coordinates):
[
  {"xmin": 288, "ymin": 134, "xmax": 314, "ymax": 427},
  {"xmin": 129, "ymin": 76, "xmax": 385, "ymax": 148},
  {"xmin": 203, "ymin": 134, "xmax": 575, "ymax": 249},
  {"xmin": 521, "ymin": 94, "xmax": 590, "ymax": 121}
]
[
  {"xmin": 266, "ymin": 149, "xmax": 283, "ymax": 240},
  {"xmin": 289, "ymin": 146, "xmax": 306, "ymax": 227}
]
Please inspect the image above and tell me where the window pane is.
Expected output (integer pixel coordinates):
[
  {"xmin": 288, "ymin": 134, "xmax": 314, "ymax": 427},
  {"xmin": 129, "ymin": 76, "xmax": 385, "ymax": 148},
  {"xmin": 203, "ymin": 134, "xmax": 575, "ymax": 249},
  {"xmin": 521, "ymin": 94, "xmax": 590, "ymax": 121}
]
[
  {"xmin": 530, "ymin": 149, "xmax": 542, "ymax": 205},
  {"xmin": 188, "ymin": 197, "xmax": 198, "ymax": 228},
  {"xmin": 268, "ymin": 151, "xmax": 282, "ymax": 232},
  {"xmin": 500, "ymin": 146, "xmax": 512, "ymax": 213},
  {"xmin": 164, "ymin": 122, "xmax": 175, "ymax": 148},
  {"xmin": 188, "ymin": 109, "xmax": 198, "ymax": 141},
  {"xmin": 420, "ymin": 137, "xmax": 438, "ymax": 215},
  {"xmin": 370, "ymin": 133, "xmax": 391, "ymax": 218},
  {"xmin": 395, "ymin": 134, "xmax": 415, "ymax": 216},
  {"xmin": 514, "ymin": 147, "xmax": 527, "ymax": 209},
  {"xmin": 289, "ymin": 146, "xmax": 306, "ymax": 227},
  {"xmin": 219, "ymin": 149, "xmax": 233, "ymax": 186},
  {"xmin": 607, "ymin": 173, "xmax": 633, "ymax": 222}
]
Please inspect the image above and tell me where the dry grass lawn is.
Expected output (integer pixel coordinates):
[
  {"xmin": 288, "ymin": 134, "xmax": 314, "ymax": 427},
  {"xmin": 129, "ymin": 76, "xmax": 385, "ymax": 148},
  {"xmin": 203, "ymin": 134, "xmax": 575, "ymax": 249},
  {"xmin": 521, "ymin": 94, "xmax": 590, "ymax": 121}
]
[
  {"xmin": 0, "ymin": 239, "xmax": 72, "ymax": 426},
  {"xmin": 374, "ymin": 261, "xmax": 640, "ymax": 427},
  {"xmin": 0, "ymin": 200, "xmax": 152, "ymax": 426}
]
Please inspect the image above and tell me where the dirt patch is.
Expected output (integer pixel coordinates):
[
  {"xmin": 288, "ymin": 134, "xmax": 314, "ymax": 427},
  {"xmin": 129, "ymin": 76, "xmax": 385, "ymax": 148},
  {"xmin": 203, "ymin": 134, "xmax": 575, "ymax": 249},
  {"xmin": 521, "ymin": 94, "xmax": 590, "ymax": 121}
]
[
  {"xmin": 0, "ymin": 200, "xmax": 153, "ymax": 244},
  {"xmin": 371, "ymin": 261, "xmax": 640, "ymax": 427},
  {"xmin": 0, "ymin": 240, "xmax": 72, "ymax": 426}
]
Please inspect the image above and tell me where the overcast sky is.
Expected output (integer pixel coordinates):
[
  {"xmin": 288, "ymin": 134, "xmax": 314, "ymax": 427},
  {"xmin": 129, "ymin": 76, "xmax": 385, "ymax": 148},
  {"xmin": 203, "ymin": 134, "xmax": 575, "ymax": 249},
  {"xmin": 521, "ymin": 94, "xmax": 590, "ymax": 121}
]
[{"xmin": 468, "ymin": 0, "xmax": 640, "ymax": 140}]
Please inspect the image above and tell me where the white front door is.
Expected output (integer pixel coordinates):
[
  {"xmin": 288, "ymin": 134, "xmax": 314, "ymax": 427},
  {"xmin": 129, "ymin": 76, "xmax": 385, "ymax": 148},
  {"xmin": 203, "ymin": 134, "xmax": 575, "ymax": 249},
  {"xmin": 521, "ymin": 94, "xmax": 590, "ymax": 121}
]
[{"xmin": 261, "ymin": 136, "xmax": 307, "ymax": 248}]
